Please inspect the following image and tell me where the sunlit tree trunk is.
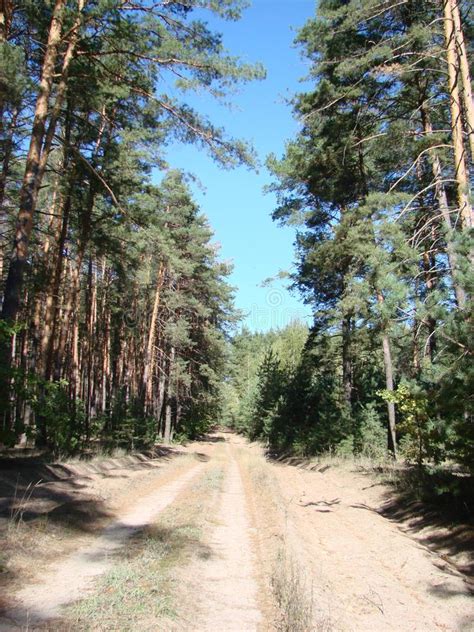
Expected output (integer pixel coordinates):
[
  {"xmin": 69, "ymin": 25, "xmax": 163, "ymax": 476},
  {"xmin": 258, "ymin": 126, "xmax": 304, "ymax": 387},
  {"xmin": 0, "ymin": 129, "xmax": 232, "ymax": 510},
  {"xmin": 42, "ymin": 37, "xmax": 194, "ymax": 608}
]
[
  {"xmin": 443, "ymin": 0, "xmax": 473, "ymax": 230},
  {"xmin": 376, "ymin": 291, "xmax": 397, "ymax": 458},
  {"xmin": 419, "ymin": 98, "xmax": 467, "ymax": 308},
  {"xmin": 143, "ymin": 263, "xmax": 165, "ymax": 412},
  {"xmin": 450, "ymin": 0, "xmax": 474, "ymax": 160},
  {"xmin": 1, "ymin": 0, "xmax": 65, "ymax": 323},
  {"xmin": 2, "ymin": 0, "xmax": 85, "ymax": 325}
]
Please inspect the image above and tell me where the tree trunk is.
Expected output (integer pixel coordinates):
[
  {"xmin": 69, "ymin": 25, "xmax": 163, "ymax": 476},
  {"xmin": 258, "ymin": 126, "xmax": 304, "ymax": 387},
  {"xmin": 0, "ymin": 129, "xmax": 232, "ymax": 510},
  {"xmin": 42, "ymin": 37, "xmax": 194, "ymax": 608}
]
[
  {"xmin": 450, "ymin": 0, "xmax": 474, "ymax": 160},
  {"xmin": 163, "ymin": 346, "xmax": 175, "ymax": 443},
  {"xmin": 377, "ymin": 291, "xmax": 397, "ymax": 458},
  {"xmin": 1, "ymin": 0, "xmax": 65, "ymax": 323},
  {"xmin": 164, "ymin": 398, "xmax": 172, "ymax": 444},
  {"xmin": 422, "ymin": 248, "xmax": 437, "ymax": 362},
  {"xmin": 156, "ymin": 352, "xmax": 167, "ymax": 436},
  {"xmin": 1, "ymin": 0, "xmax": 85, "ymax": 324},
  {"xmin": 0, "ymin": 0, "xmax": 13, "ymax": 115},
  {"xmin": 341, "ymin": 314, "xmax": 353, "ymax": 411},
  {"xmin": 85, "ymin": 256, "xmax": 97, "ymax": 438},
  {"xmin": 443, "ymin": 0, "xmax": 473, "ymax": 230},
  {"xmin": 41, "ymin": 190, "xmax": 71, "ymax": 380},
  {"xmin": 100, "ymin": 261, "xmax": 111, "ymax": 416},
  {"xmin": 419, "ymin": 98, "xmax": 467, "ymax": 308},
  {"xmin": 142, "ymin": 263, "xmax": 165, "ymax": 411}
]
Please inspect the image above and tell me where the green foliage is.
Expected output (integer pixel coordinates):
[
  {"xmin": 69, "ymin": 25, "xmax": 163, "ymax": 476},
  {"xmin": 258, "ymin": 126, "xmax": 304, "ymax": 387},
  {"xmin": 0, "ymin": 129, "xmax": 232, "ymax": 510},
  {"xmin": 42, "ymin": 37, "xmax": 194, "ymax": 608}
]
[
  {"xmin": 30, "ymin": 380, "xmax": 86, "ymax": 456},
  {"xmin": 354, "ymin": 404, "xmax": 387, "ymax": 460},
  {"xmin": 259, "ymin": 0, "xmax": 473, "ymax": 471},
  {"xmin": 1, "ymin": 0, "xmax": 261, "ymax": 454}
]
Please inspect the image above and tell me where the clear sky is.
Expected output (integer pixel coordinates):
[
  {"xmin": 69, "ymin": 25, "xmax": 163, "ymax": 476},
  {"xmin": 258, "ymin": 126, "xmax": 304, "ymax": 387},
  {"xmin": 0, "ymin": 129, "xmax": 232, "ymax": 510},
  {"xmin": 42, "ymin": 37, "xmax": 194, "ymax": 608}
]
[{"xmin": 161, "ymin": 1, "xmax": 316, "ymax": 332}]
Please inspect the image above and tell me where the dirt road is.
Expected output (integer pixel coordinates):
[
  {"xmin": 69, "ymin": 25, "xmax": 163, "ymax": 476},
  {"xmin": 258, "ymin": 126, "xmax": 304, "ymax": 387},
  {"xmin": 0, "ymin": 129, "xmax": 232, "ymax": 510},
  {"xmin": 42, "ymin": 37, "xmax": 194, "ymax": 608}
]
[{"xmin": 1, "ymin": 433, "xmax": 473, "ymax": 631}]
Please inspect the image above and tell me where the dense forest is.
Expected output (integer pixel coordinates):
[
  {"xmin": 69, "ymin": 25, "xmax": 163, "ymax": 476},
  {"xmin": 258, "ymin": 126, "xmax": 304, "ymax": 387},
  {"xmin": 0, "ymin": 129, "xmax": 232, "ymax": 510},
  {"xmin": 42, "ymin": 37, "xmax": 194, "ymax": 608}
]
[
  {"xmin": 225, "ymin": 0, "xmax": 473, "ymax": 471},
  {"xmin": 0, "ymin": 0, "xmax": 473, "ymax": 472},
  {"xmin": 0, "ymin": 0, "xmax": 262, "ymax": 453}
]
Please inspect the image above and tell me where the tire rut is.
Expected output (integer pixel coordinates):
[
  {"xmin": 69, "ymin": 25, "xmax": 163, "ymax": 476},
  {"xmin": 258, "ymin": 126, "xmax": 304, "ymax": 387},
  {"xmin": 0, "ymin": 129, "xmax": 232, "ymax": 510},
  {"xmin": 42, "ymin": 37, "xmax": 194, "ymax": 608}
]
[
  {"xmin": 1, "ymin": 460, "xmax": 206, "ymax": 630},
  {"xmin": 191, "ymin": 441, "xmax": 262, "ymax": 631}
]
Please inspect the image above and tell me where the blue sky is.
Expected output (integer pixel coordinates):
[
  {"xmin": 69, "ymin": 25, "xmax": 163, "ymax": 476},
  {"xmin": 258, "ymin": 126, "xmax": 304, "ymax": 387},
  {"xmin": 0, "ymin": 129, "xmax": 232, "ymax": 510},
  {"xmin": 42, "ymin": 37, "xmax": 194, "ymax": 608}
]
[{"xmin": 160, "ymin": 1, "xmax": 316, "ymax": 331}]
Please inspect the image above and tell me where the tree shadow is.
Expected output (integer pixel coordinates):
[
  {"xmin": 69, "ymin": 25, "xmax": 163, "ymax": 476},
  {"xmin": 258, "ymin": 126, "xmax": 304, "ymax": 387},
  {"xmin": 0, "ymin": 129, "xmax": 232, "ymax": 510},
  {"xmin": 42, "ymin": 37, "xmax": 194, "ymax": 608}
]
[
  {"xmin": 0, "ymin": 446, "xmax": 190, "ymax": 617},
  {"xmin": 0, "ymin": 446, "xmax": 180, "ymax": 534},
  {"xmin": 373, "ymin": 467, "xmax": 474, "ymax": 582},
  {"xmin": 299, "ymin": 498, "xmax": 341, "ymax": 512},
  {"xmin": 199, "ymin": 434, "xmax": 226, "ymax": 443},
  {"xmin": 0, "ymin": 520, "xmax": 214, "ymax": 629}
]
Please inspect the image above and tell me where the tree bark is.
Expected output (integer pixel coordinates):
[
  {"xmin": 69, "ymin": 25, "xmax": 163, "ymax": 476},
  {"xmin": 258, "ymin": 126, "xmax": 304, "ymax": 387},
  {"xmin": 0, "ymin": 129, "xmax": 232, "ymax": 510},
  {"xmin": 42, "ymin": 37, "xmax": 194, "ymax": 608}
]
[
  {"xmin": 1, "ymin": 0, "xmax": 66, "ymax": 323},
  {"xmin": 0, "ymin": 0, "xmax": 13, "ymax": 115},
  {"xmin": 41, "ymin": 189, "xmax": 71, "ymax": 380},
  {"xmin": 341, "ymin": 314, "xmax": 353, "ymax": 411},
  {"xmin": 1, "ymin": 0, "xmax": 85, "ymax": 324},
  {"xmin": 422, "ymin": 247, "xmax": 437, "ymax": 363},
  {"xmin": 443, "ymin": 0, "xmax": 473, "ymax": 230},
  {"xmin": 163, "ymin": 345, "xmax": 175, "ymax": 443},
  {"xmin": 450, "ymin": 0, "xmax": 474, "ymax": 160},
  {"xmin": 142, "ymin": 263, "xmax": 165, "ymax": 411},
  {"xmin": 419, "ymin": 98, "xmax": 467, "ymax": 308},
  {"xmin": 377, "ymin": 291, "xmax": 397, "ymax": 458}
]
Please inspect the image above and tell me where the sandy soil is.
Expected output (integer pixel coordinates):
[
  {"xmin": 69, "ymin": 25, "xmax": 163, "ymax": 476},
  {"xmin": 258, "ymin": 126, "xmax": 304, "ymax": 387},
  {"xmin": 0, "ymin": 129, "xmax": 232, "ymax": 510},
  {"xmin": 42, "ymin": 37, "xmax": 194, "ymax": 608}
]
[
  {"xmin": 190, "ymin": 441, "xmax": 262, "ymax": 631},
  {"xmin": 1, "ymin": 433, "xmax": 473, "ymax": 631},
  {"xmin": 3, "ymin": 465, "xmax": 205, "ymax": 629},
  {"xmin": 271, "ymin": 460, "xmax": 474, "ymax": 632}
]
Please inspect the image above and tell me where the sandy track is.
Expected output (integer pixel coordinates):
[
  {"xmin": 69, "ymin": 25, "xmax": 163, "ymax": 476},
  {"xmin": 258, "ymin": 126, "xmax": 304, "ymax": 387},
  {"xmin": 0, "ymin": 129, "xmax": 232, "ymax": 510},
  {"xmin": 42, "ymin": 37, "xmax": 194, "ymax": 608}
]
[
  {"xmin": 1, "ymin": 434, "xmax": 473, "ymax": 631},
  {"xmin": 191, "ymin": 442, "xmax": 262, "ymax": 631},
  {"xmin": 1, "ymin": 460, "xmax": 205, "ymax": 630}
]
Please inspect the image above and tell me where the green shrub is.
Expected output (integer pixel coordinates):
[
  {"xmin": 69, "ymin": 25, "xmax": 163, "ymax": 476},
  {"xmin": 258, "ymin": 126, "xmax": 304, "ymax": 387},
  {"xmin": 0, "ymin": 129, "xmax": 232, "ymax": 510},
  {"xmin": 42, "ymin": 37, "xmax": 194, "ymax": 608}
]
[{"xmin": 354, "ymin": 403, "xmax": 387, "ymax": 459}]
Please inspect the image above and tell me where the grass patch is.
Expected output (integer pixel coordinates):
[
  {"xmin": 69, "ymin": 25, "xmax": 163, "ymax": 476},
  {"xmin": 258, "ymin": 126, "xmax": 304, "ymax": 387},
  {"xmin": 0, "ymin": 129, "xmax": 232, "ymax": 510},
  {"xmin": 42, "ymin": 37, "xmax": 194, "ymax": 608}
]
[
  {"xmin": 0, "ymin": 514, "xmax": 79, "ymax": 592},
  {"xmin": 68, "ymin": 528, "xmax": 185, "ymax": 631},
  {"xmin": 66, "ymin": 463, "xmax": 224, "ymax": 631},
  {"xmin": 272, "ymin": 548, "xmax": 314, "ymax": 632}
]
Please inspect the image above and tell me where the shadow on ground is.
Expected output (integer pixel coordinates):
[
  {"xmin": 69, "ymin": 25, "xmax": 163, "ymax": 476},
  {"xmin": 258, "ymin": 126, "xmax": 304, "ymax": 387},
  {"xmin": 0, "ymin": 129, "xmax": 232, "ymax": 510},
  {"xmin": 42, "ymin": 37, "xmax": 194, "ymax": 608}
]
[
  {"xmin": 376, "ymin": 468, "xmax": 474, "ymax": 581},
  {"xmin": 0, "ymin": 446, "xmax": 179, "ymax": 530},
  {"xmin": 0, "ymin": 445, "xmax": 184, "ymax": 602},
  {"xmin": 1, "ymin": 520, "xmax": 214, "ymax": 630},
  {"xmin": 267, "ymin": 449, "xmax": 474, "ymax": 585}
]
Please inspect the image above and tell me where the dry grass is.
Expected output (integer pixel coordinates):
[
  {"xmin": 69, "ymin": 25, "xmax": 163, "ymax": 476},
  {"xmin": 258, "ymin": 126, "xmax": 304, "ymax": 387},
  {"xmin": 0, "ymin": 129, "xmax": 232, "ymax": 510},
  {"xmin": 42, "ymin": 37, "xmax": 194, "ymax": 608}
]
[
  {"xmin": 8, "ymin": 479, "xmax": 43, "ymax": 529},
  {"xmin": 0, "ymin": 514, "xmax": 83, "ymax": 596},
  {"xmin": 271, "ymin": 548, "xmax": 314, "ymax": 632},
  {"xmin": 1, "ymin": 476, "xmax": 86, "ymax": 592},
  {"xmin": 238, "ymin": 446, "xmax": 333, "ymax": 632},
  {"xmin": 64, "ymin": 463, "xmax": 225, "ymax": 631}
]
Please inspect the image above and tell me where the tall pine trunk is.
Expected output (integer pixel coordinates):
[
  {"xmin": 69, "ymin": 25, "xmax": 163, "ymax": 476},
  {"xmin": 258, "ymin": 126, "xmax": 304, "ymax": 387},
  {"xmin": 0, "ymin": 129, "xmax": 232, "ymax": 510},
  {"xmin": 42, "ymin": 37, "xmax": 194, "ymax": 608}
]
[
  {"xmin": 443, "ymin": 0, "xmax": 473, "ymax": 230},
  {"xmin": 164, "ymin": 346, "xmax": 176, "ymax": 443},
  {"xmin": 341, "ymin": 314, "xmax": 353, "ymax": 411},
  {"xmin": 142, "ymin": 263, "xmax": 165, "ymax": 412},
  {"xmin": 2, "ymin": 0, "xmax": 85, "ymax": 324},
  {"xmin": 41, "ymin": 189, "xmax": 71, "ymax": 381},
  {"xmin": 376, "ymin": 291, "xmax": 397, "ymax": 458},
  {"xmin": 1, "ymin": 0, "xmax": 65, "ymax": 323},
  {"xmin": 450, "ymin": 0, "xmax": 474, "ymax": 159},
  {"xmin": 419, "ymin": 97, "xmax": 467, "ymax": 308}
]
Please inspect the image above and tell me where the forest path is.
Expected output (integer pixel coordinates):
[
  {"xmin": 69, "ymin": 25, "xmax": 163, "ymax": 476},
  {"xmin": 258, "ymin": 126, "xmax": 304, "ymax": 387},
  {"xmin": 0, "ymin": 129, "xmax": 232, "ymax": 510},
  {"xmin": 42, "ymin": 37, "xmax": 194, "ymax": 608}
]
[
  {"xmin": 186, "ymin": 438, "xmax": 262, "ymax": 631},
  {"xmin": 1, "ymin": 457, "xmax": 207, "ymax": 629},
  {"xmin": 1, "ymin": 433, "xmax": 473, "ymax": 631}
]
